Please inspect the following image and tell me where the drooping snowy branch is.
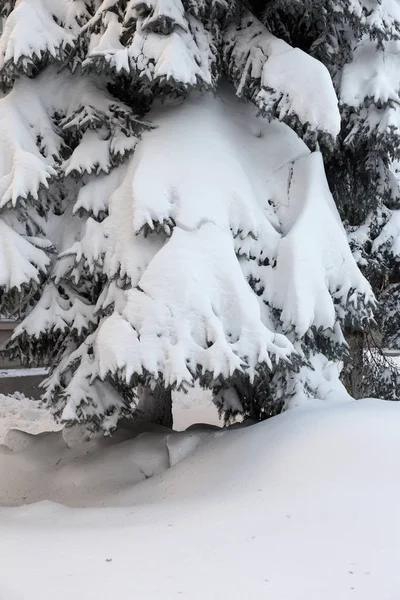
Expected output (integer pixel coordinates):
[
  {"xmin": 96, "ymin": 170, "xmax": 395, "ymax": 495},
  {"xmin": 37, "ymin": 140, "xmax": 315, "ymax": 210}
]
[
  {"xmin": 0, "ymin": 71, "xmax": 136, "ymax": 305},
  {"xmin": 346, "ymin": 0, "xmax": 400, "ymax": 40},
  {"xmin": 223, "ymin": 11, "xmax": 341, "ymax": 150},
  {"xmin": 341, "ymin": 39, "xmax": 400, "ymax": 157},
  {"xmin": 96, "ymin": 222, "xmax": 293, "ymax": 388},
  {"xmin": 0, "ymin": 78, "xmax": 60, "ymax": 209},
  {"xmin": 11, "ymin": 281, "xmax": 96, "ymax": 341},
  {"xmin": 0, "ymin": 0, "xmax": 76, "ymax": 89},
  {"xmin": 0, "ymin": 219, "xmax": 50, "ymax": 291},
  {"xmin": 262, "ymin": 152, "xmax": 375, "ymax": 334},
  {"xmin": 41, "ymin": 332, "xmax": 131, "ymax": 432},
  {"xmin": 81, "ymin": 2, "xmax": 219, "ymax": 94}
]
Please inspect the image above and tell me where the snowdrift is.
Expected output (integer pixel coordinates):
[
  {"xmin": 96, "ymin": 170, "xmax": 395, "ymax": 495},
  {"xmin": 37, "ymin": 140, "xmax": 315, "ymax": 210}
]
[{"xmin": 1, "ymin": 399, "xmax": 400, "ymax": 599}]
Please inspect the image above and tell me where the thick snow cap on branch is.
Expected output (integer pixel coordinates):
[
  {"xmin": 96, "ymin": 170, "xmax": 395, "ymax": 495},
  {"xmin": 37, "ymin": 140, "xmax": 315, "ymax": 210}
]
[
  {"xmin": 73, "ymin": 166, "xmax": 127, "ymax": 217},
  {"xmin": 0, "ymin": 67, "xmax": 141, "ymax": 181},
  {"xmin": 0, "ymin": 65, "xmax": 147, "ymax": 310},
  {"xmin": 341, "ymin": 40, "xmax": 400, "ymax": 109},
  {"xmin": 95, "ymin": 87, "xmax": 371, "ymax": 389},
  {"xmin": 0, "ymin": 67, "xmax": 140, "ymax": 210},
  {"xmin": 0, "ymin": 219, "xmax": 50, "ymax": 290},
  {"xmin": 371, "ymin": 209, "xmax": 400, "ymax": 257},
  {"xmin": 0, "ymin": 76, "xmax": 60, "ymax": 292},
  {"xmin": 0, "ymin": 78, "xmax": 60, "ymax": 209},
  {"xmin": 83, "ymin": 4, "xmax": 217, "ymax": 91},
  {"xmin": 11, "ymin": 282, "xmax": 96, "ymax": 339},
  {"xmin": 97, "ymin": 223, "xmax": 293, "ymax": 387},
  {"xmin": 264, "ymin": 152, "xmax": 375, "ymax": 335},
  {"xmin": 347, "ymin": 0, "xmax": 400, "ymax": 38},
  {"xmin": 0, "ymin": 0, "xmax": 75, "ymax": 86},
  {"xmin": 0, "ymin": 66, "xmax": 143, "ymax": 295},
  {"xmin": 340, "ymin": 39, "xmax": 400, "ymax": 149},
  {"xmin": 223, "ymin": 12, "xmax": 341, "ymax": 148},
  {"xmin": 101, "ymin": 162, "xmax": 164, "ymax": 284},
  {"xmin": 40, "ymin": 333, "xmax": 128, "ymax": 432}
]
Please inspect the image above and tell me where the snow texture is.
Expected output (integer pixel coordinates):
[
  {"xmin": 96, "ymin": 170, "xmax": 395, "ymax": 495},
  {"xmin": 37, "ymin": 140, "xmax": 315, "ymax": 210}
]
[
  {"xmin": 94, "ymin": 87, "xmax": 371, "ymax": 390},
  {"xmin": 0, "ymin": 66, "xmax": 141, "ymax": 296},
  {"xmin": 0, "ymin": 392, "xmax": 60, "ymax": 444},
  {"xmin": 339, "ymin": 35, "xmax": 400, "ymax": 159},
  {"xmin": 347, "ymin": 0, "xmax": 400, "ymax": 38},
  {"xmin": 224, "ymin": 12, "xmax": 340, "ymax": 146},
  {"xmin": 0, "ymin": 0, "xmax": 75, "ymax": 73},
  {"xmin": 82, "ymin": 4, "xmax": 217, "ymax": 90},
  {"xmin": 1, "ymin": 398, "xmax": 400, "ymax": 600}
]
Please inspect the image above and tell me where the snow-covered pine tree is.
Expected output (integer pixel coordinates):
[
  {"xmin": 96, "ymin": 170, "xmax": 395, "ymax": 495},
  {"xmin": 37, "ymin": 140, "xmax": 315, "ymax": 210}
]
[
  {"xmin": 262, "ymin": 0, "xmax": 400, "ymax": 399},
  {"xmin": 0, "ymin": 0, "xmax": 373, "ymax": 432}
]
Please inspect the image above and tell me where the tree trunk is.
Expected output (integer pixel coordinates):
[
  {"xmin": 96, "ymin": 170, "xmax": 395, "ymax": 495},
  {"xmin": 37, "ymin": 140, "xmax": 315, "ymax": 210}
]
[
  {"xmin": 136, "ymin": 385, "xmax": 173, "ymax": 428},
  {"xmin": 342, "ymin": 331, "xmax": 365, "ymax": 399}
]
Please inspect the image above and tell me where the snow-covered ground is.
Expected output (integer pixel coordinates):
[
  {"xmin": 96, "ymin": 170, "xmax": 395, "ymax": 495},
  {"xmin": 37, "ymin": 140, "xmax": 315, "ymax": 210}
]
[
  {"xmin": 0, "ymin": 392, "xmax": 61, "ymax": 444},
  {"xmin": 0, "ymin": 388, "xmax": 221, "ymax": 445},
  {"xmin": 1, "ymin": 393, "xmax": 400, "ymax": 599}
]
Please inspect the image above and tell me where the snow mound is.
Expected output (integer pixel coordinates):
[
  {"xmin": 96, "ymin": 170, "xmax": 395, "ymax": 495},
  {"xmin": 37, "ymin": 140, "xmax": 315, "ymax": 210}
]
[{"xmin": 1, "ymin": 399, "xmax": 400, "ymax": 599}]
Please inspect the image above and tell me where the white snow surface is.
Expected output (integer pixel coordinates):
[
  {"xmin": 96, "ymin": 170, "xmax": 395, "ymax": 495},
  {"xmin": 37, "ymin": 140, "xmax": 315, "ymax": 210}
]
[
  {"xmin": 84, "ymin": 7, "xmax": 216, "ymax": 89},
  {"xmin": 0, "ymin": 0, "xmax": 75, "ymax": 69},
  {"xmin": 0, "ymin": 392, "xmax": 60, "ymax": 444},
  {"xmin": 341, "ymin": 39, "xmax": 400, "ymax": 108},
  {"xmin": 340, "ymin": 39, "xmax": 400, "ymax": 145},
  {"xmin": 225, "ymin": 13, "xmax": 340, "ymax": 139},
  {"xmin": 1, "ymin": 396, "xmax": 400, "ymax": 599}
]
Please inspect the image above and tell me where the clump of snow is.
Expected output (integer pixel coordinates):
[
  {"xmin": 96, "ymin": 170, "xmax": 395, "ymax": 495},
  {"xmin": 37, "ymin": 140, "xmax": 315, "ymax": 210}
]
[
  {"xmin": 0, "ymin": 220, "xmax": 50, "ymax": 289},
  {"xmin": 0, "ymin": 398, "xmax": 400, "ymax": 600},
  {"xmin": 265, "ymin": 152, "xmax": 374, "ymax": 335},
  {"xmin": 341, "ymin": 39, "xmax": 400, "ymax": 108},
  {"xmin": 0, "ymin": 0, "xmax": 75, "ymax": 70},
  {"xmin": 340, "ymin": 39, "xmax": 400, "ymax": 147},
  {"xmin": 286, "ymin": 353, "xmax": 352, "ymax": 409},
  {"xmin": 11, "ymin": 282, "xmax": 96, "ymax": 339},
  {"xmin": 224, "ymin": 12, "xmax": 340, "ymax": 143},
  {"xmin": 83, "ymin": 7, "xmax": 216, "ymax": 90}
]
